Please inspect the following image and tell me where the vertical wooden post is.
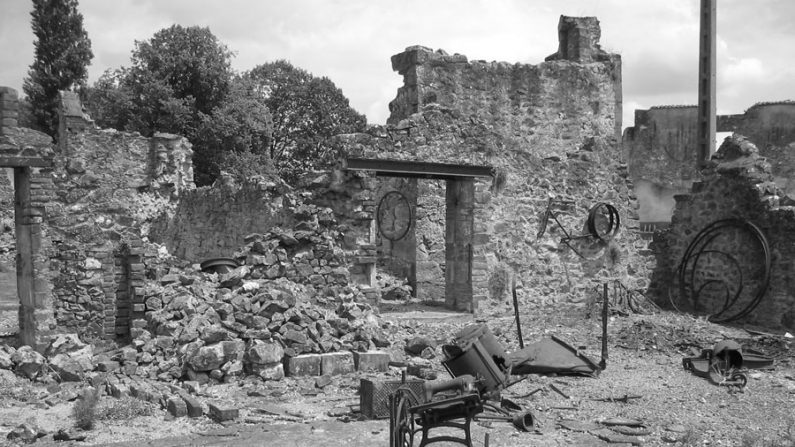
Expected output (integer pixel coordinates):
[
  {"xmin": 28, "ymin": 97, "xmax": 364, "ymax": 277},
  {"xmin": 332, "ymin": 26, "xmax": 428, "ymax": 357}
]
[
  {"xmin": 14, "ymin": 167, "xmax": 35, "ymax": 347},
  {"xmin": 697, "ymin": 0, "xmax": 717, "ymax": 167}
]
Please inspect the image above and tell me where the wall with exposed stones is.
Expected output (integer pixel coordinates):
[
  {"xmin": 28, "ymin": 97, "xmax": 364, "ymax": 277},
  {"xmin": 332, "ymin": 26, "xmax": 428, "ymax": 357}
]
[
  {"xmin": 624, "ymin": 101, "xmax": 795, "ymax": 222},
  {"xmin": 649, "ymin": 135, "xmax": 795, "ymax": 330},
  {"xmin": 150, "ymin": 182, "xmax": 289, "ymax": 262},
  {"xmin": 333, "ymin": 16, "xmax": 652, "ymax": 313},
  {"xmin": 45, "ymin": 93, "xmax": 194, "ymax": 342}
]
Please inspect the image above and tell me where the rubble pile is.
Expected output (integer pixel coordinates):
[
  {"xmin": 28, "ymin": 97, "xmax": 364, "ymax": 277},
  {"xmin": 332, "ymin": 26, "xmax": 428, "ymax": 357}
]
[{"xmin": 124, "ymin": 205, "xmax": 391, "ymax": 384}]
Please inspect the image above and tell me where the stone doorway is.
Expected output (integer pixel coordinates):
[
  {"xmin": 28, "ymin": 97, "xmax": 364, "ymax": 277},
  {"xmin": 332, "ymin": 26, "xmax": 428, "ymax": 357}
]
[{"xmin": 346, "ymin": 158, "xmax": 491, "ymax": 312}]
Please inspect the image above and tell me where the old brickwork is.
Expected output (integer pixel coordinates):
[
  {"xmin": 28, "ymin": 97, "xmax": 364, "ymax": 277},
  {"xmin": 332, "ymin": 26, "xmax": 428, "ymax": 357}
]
[
  {"xmin": 334, "ymin": 16, "xmax": 650, "ymax": 313},
  {"xmin": 651, "ymin": 135, "xmax": 795, "ymax": 330},
  {"xmin": 46, "ymin": 94, "xmax": 193, "ymax": 341}
]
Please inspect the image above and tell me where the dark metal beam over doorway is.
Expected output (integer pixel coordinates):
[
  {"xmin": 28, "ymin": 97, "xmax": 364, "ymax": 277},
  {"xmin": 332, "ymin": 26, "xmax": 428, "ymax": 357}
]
[{"xmin": 344, "ymin": 157, "xmax": 493, "ymax": 180}]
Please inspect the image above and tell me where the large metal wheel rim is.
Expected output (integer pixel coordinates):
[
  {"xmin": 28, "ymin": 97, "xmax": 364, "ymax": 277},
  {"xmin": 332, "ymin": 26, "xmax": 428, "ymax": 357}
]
[{"xmin": 392, "ymin": 393, "xmax": 415, "ymax": 447}]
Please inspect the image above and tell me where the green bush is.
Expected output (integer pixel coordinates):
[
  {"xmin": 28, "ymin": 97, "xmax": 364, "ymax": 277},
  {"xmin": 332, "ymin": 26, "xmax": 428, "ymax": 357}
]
[
  {"xmin": 72, "ymin": 388, "xmax": 100, "ymax": 430},
  {"xmin": 97, "ymin": 396, "xmax": 157, "ymax": 420}
]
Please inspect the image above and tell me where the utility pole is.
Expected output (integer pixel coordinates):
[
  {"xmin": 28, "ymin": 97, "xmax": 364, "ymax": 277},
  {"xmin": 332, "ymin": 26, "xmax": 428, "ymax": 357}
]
[{"xmin": 697, "ymin": 0, "xmax": 716, "ymax": 167}]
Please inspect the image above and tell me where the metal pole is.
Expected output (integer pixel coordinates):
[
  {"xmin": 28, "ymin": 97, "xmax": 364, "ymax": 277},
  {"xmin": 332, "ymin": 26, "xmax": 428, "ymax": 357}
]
[
  {"xmin": 600, "ymin": 282, "xmax": 609, "ymax": 370},
  {"xmin": 512, "ymin": 279, "xmax": 524, "ymax": 349},
  {"xmin": 696, "ymin": 0, "xmax": 717, "ymax": 167}
]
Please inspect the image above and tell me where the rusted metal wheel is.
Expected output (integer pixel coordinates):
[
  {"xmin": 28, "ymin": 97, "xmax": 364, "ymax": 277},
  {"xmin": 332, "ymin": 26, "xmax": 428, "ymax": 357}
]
[{"xmin": 390, "ymin": 389, "xmax": 417, "ymax": 447}]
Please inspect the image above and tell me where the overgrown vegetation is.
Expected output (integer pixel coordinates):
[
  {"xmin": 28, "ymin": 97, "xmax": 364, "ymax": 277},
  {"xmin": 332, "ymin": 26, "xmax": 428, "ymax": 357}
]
[
  {"xmin": 72, "ymin": 387, "xmax": 100, "ymax": 430},
  {"xmin": 23, "ymin": 0, "xmax": 93, "ymax": 137},
  {"xmin": 96, "ymin": 396, "xmax": 157, "ymax": 421},
  {"xmin": 84, "ymin": 28, "xmax": 365, "ymax": 186}
]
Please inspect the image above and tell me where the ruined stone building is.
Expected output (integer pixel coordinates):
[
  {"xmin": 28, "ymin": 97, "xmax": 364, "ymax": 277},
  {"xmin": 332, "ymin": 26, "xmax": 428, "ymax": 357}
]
[
  {"xmin": 2, "ymin": 14, "xmax": 792, "ymax": 353},
  {"xmin": 623, "ymin": 97, "xmax": 795, "ymax": 329}
]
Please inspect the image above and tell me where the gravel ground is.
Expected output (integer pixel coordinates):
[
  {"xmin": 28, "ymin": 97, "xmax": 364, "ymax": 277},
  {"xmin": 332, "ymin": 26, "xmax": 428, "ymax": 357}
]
[{"xmin": 2, "ymin": 306, "xmax": 793, "ymax": 447}]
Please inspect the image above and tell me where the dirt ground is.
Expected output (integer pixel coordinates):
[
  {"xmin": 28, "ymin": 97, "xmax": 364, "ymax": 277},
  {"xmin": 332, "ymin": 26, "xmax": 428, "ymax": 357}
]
[{"xmin": 1, "ymin": 306, "xmax": 793, "ymax": 447}]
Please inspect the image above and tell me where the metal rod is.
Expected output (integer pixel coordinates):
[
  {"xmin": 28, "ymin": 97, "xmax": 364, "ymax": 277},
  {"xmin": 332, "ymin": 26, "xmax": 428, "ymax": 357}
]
[
  {"xmin": 600, "ymin": 282, "xmax": 609, "ymax": 370},
  {"xmin": 512, "ymin": 280, "xmax": 524, "ymax": 349}
]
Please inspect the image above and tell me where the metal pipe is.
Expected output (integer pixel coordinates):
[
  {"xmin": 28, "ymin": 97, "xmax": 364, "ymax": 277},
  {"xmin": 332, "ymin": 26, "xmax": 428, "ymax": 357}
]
[
  {"xmin": 600, "ymin": 282, "xmax": 608, "ymax": 370},
  {"xmin": 512, "ymin": 280, "xmax": 524, "ymax": 349}
]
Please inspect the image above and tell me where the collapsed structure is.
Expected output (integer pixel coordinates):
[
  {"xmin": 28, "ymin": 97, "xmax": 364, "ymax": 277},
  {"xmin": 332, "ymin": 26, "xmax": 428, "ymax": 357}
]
[{"xmin": 0, "ymin": 15, "xmax": 792, "ymax": 384}]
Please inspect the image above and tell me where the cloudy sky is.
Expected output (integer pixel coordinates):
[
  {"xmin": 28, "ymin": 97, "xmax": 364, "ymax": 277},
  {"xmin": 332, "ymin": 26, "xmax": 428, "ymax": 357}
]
[{"xmin": 1, "ymin": 0, "xmax": 794, "ymax": 128}]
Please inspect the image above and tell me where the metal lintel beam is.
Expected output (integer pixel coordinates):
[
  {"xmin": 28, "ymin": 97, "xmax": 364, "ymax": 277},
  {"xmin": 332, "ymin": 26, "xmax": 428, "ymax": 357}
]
[
  {"xmin": 0, "ymin": 157, "xmax": 52, "ymax": 167},
  {"xmin": 344, "ymin": 157, "xmax": 493, "ymax": 179}
]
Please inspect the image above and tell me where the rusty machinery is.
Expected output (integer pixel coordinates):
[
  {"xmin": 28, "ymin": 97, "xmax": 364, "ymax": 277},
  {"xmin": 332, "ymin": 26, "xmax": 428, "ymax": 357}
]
[{"xmin": 388, "ymin": 327, "xmax": 533, "ymax": 447}]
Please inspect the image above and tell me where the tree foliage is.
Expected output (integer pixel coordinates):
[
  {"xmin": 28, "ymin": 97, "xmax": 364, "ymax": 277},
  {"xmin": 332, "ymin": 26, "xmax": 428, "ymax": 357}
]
[
  {"xmin": 195, "ymin": 76, "xmax": 275, "ymax": 183},
  {"xmin": 84, "ymin": 29, "xmax": 365, "ymax": 186},
  {"xmin": 23, "ymin": 0, "xmax": 93, "ymax": 137},
  {"xmin": 85, "ymin": 25, "xmax": 245, "ymax": 184},
  {"xmin": 246, "ymin": 61, "xmax": 367, "ymax": 183}
]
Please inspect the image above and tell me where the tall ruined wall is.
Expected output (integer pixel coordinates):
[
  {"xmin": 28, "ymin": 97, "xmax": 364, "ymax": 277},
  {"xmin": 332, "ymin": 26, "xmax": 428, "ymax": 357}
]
[
  {"xmin": 625, "ymin": 101, "xmax": 795, "ymax": 220},
  {"xmin": 389, "ymin": 24, "xmax": 622, "ymax": 146},
  {"xmin": 651, "ymin": 136, "xmax": 795, "ymax": 330},
  {"xmin": 336, "ymin": 16, "xmax": 651, "ymax": 312},
  {"xmin": 725, "ymin": 102, "xmax": 795, "ymax": 197},
  {"xmin": 46, "ymin": 93, "xmax": 194, "ymax": 341}
]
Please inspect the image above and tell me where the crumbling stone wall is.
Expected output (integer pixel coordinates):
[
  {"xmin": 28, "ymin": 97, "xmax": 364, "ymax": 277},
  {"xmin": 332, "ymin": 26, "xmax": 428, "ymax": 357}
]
[
  {"xmin": 624, "ymin": 101, "xmax": 795, "ymax": 222},
  {"xmin": 150, "ymin": 182, "xmax": 289, "ymax": 262},
  {"xmin": 335, "ymin": 16, "xmax": 649, "ymax": 312},
  {"xmin": 45, "ymin": 93, "xmax": 194, "ymax": 342},
  {"xmin": 650, "ymin": 135, "xmax": 795, "ymax": 330},
  {"xmin": 0, "ymin": 86, "xmax": 57, "ymax": 348}
]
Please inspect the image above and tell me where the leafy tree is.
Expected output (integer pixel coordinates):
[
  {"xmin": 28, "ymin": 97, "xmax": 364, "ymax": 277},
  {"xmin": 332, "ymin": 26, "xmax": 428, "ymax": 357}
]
[
  {"xmin": 245, "ymin": 61, "xmax": 366, "ymax": 183},
  {"xmin": 23, "ymin": 0, "xmax": 93, "ymax": 137},
  {"xmin": 194, "ymin": 77, "xmax": 274, "ymax": 185},
  {"xmin": 128, "ymin": 25, "xmax": 233, "ymax": 117},
  {"xmin": 84, "ymin": 25, "xmax": 240, "ymax": 184}
]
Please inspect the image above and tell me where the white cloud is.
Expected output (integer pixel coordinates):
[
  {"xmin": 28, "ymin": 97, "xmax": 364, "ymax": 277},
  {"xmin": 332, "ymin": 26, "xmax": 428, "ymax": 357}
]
[{"xmin": 1, "ymin": 0, "xmax": 794, "ymax": 127}]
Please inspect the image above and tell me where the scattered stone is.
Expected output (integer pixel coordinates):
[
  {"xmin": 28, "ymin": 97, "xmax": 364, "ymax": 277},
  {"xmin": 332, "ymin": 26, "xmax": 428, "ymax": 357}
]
[
  {"xmin": 11, "ymin": 346, "xmax": 45, "ymax": 379},
  {"xmin": 246, "ymin": 340, "xmax": 284, "ymax": 365},
  {"xmin": 97, "ymin": 360, "xmax": 121, "ymax": 373},
  {"xmin": 0, "ymin": 345, "xmax": 15, "ymax": 369},
  {"xmin": 6, "ymin": 423, "xmax": 46, "ymax": 443},
  {"xmin": 590, "ymin": 427, "xmax": 644, "ymax": 445},
  {"xmin": 405, "ymin": 336, "xmax": 436, "ymax": 356},
  {"xmin": 208, "ymin": 402, "xmax": 239, "ymax": 422},
  {"xmin": 49, "ymin": 345, "xmax": 94, "ymax": 382},
  {"xmin": 167, "ymin": 396, "xmax": 188, "ymax": 417},
  {"xmin": 320, "ymin": 352, "xmax": 355, "ymax": 376},
  {"xmin": 52, "ymin": 428, "xmax": 87, "ymax": 441},
  {"xmin": 45, "ymin": 333, "xmax": 87, "ymax": 357},
  {"xmin": 315, "ymin": 375, "xmax": 333, "ymax": 389},
  {"xmin": 179, "ymin": 394, "xmax": 204, "ymax": 418},
  {"xmin": 353, "ymin": 351, "xmax": 390, "ymax": 372},
  {"xmin": 285, "ymin": 354, "xmax": 322, "ymax": 376}
]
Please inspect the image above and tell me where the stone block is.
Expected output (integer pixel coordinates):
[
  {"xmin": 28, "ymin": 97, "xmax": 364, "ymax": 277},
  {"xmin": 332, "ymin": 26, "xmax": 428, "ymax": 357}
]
[
  {"xmin": 166, "ymin": 396, "xmax": 187, "ymax": 417},
  {"xmin": 353, "ymin": 351, "xmax": 390, "ymax": 372},
  {"xmin": 179, "ymin": 394, "xmax": 204, "ymax": 418},
  {"xmin": 284, "ymin": 354, "xmax": 321, "ymax": 376},
  {"xmin": 207, "ymin": 402, "xmax": 238, "ymax": 422},
  {"xmin": 97, "ymin": 360, "xmax": 120, "ymax": 373},
  {"xmin": 108, "ymin": 382, "xmax": 129, "ymax": 399},
  {"xmin": 320, "ymin": 352, "xmax": 355, "ymax": 376}
]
